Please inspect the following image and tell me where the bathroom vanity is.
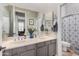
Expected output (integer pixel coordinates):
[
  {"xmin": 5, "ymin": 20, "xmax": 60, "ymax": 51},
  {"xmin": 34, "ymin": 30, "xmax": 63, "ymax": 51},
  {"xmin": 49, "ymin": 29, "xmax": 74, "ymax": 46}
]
[
  {"xmin": 2, "ymin": 5, "xmax": 57, "ymax": 56},
  {"xmin": 2, "ymin": 33, "xmax": 56, "ymax": 56}
]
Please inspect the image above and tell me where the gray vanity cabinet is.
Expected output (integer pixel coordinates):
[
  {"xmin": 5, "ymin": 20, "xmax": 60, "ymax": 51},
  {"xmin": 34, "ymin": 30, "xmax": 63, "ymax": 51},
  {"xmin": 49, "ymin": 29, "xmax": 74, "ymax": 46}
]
[{"xmin": 3, "ymin": 39, "xmax": 56, "ymax": 56}]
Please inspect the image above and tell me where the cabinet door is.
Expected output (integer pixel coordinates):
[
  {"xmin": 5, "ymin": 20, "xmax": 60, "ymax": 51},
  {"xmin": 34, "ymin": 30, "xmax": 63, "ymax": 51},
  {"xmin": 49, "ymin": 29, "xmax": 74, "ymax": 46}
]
[
  {"xmin": 49, "ymin": 43, "xmax": 56, "ymax": 56},
  {"xmin": 37, "ymin": 46, "xmax": 48, "ymax": 56},
  {"xmin": 3, "ymin": 49, "xmax": 13, "ymax": 56}
]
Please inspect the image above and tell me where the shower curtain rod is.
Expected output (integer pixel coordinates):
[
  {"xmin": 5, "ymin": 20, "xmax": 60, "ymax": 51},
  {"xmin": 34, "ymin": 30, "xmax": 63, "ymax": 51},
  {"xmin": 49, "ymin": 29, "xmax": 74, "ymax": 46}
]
[{"xmin": 62, "ymin": 13, "xmax": 79, "ymax": 19}]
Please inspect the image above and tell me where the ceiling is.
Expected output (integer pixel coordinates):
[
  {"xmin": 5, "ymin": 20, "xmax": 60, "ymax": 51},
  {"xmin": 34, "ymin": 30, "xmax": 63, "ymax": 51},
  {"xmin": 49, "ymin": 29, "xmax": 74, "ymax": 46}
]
[{"xmin": 10, "ymin": 3, "xmax": 59, "ymax": 13}]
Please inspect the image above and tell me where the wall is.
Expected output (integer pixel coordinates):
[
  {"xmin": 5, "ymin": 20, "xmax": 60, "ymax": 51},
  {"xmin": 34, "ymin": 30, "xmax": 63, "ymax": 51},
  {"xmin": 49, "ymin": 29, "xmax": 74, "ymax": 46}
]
[
  {"xmin": 64, "ymin": 3, "xmax": 79, "ymax": 16},
  {"xmin": 26, "ymin": 10, "xmax": 38, "ymax": 29},
  {"xmin": 0, "ymin": 4, "xmax": 10, "ymax": 41},
  {"xmin": 0, "ymin": 4, "xmax": 9, "ymax": 34},
  {"xmin": 37, "ymin": 13, "xmax": 44, "ymax": 34},
  {"xmin": 0, "ymin": 4, "xmax": 2, "ymax": 47}
]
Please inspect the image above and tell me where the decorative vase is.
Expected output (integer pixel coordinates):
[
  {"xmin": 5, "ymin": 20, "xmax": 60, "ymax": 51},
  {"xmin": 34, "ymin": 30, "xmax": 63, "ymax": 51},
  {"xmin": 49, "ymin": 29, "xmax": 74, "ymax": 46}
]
[
  {"xmin": 29, "ymin": 33, "xmax": 33, "ymax": 38},
  {"xmin": 40, "ymin": 24, "xmax": 44, "ymax": 31}
]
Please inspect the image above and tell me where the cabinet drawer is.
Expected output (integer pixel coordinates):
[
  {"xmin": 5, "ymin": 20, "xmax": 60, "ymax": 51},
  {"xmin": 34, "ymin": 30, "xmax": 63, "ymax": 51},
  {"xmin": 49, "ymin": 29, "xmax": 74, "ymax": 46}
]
[
  {"xmin": 25, "ymin": 44, "xmax": 35, "ymax": 50},
  {"xmin": 17, "ymin": 44, "xmax": 35, "ymax": 54},
  {"xmin": 36, "ymin": 42, "xmax": 45, "ymax": 48},
  {"xmin": 19, "ymin": 49, "xmax": 36, "ymax": 56}
]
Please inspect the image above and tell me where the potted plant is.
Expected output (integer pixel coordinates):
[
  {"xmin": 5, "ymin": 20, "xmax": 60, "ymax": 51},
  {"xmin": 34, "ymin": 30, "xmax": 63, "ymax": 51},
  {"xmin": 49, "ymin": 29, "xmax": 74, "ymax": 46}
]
[{"xmin": 28, "ymin": 28, "xmax": 36, "ymax": 38}]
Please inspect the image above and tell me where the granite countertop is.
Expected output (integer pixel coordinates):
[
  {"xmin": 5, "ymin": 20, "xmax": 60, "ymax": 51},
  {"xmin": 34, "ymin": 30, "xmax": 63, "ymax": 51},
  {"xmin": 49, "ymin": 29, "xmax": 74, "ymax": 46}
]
[{"xmin": 2, "ymin": 32, "xmax": 57, "ymax": 50}]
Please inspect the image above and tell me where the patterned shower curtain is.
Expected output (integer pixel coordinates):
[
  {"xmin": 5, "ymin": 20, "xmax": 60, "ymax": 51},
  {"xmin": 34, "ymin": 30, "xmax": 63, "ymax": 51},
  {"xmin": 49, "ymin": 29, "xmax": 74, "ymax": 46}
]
[{"xmin": 62, "ymin": 14, "xmax": 79, "ymax": 54}]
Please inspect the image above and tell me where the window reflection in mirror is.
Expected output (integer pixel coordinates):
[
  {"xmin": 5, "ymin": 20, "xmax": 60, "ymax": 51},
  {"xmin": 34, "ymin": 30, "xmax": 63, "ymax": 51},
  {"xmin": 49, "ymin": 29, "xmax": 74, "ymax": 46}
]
[
  {"xmin": 18, "ymin": 20, "xmax": 25, "ymax": 36},
  {"xmin": 15, "ymin": 12, "xmax": 25, "ymax": 36}
]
